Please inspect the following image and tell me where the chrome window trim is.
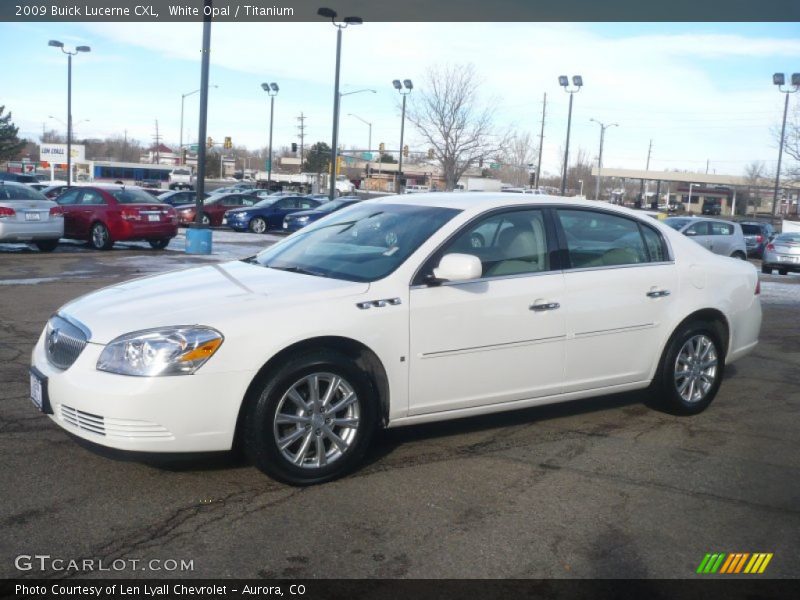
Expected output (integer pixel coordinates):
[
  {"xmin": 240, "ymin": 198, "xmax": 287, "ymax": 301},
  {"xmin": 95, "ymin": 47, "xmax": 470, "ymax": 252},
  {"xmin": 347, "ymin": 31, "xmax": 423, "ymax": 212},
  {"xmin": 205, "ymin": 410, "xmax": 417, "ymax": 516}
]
[
  {"xmin": 410, "ymin": 268, "xmax": 558, "ymax": 290},
  {"xmin": 561, "ymin": 260, "xmax": 675, "ymax": 275}
]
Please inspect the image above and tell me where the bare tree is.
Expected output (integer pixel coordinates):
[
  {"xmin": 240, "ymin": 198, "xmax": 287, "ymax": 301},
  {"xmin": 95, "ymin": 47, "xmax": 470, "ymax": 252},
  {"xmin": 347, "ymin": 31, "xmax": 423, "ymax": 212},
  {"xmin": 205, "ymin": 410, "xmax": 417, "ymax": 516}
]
[
  {"xmin": 497, "ymin": 132, "xmax": 536, "ymax": 187},
  {"xmin": 742, "ymin": 161, "xmax": 767, "ymax": 216},
  {"xmin": 780, "ymin": 102, "xmax": 800, "ymax": 183},
  {"xmin": 407, "ymin": 63, "xmax": 509, "ymax": 190}
]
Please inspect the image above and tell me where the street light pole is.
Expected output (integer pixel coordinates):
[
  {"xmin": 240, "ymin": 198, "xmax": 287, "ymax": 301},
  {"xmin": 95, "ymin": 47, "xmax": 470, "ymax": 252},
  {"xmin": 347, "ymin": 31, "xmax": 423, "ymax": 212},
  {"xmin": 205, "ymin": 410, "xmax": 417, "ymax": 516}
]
[
  {"xmin": 181, "ymin": 85, "xmax": 217, "ymax": 164},
  {"xmin": 558, "ymin": 75, "xmax": 583, "ymax": 196},
  {"xmin": 261, "ymin": 82, "xmax": 279, "ymax": 186},
  {"xmin": 49, "ymin": 40, "xmax": 91, "ymax": 186},
  {"xmin": 393, "ymin": 79, "xmax": 413, "ymax": 193},
  {"xmin": 318, "ymin": 7, "xmax": 363, "ymax": 200},
  {"xmin": 348, "ymin": 113, "xmax": 372, "ymax": 152},
  {"xmin": 590, "ymin": 118, "xmax": 618, "ymax": 201},
  {"xmin": 772, "ymin": 73, "xmax": 800, "ymax": 219}
]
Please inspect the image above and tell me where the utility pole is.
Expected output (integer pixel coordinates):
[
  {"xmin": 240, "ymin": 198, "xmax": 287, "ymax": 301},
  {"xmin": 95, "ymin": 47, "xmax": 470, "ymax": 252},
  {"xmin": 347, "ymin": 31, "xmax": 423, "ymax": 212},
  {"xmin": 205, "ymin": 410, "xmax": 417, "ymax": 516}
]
[
  {"xmin": 297, "ymin": 112, "xmax": 306, "ymax": 169},
  {"xmin": 535, "ymin": 92, "xmax": 546, "ymax": 190},
  {"xmin": 705, "ymin": 159, "xmax": 710, "ymax": 174},
  {"xmin": 640, "ymin": 139, "xmax": 652, "ymax": 202},
  {"xmin": 152, "ymin": 120, "xmax": 162, "ymax": 164}
]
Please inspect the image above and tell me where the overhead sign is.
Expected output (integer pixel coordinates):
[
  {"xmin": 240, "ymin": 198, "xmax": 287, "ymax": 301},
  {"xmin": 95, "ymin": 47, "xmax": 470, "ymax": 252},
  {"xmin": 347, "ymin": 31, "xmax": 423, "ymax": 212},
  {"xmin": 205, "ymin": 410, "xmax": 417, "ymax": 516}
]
[{"xmin": 40, "ymin": 143, "xmax": 85, "ymax": 163}]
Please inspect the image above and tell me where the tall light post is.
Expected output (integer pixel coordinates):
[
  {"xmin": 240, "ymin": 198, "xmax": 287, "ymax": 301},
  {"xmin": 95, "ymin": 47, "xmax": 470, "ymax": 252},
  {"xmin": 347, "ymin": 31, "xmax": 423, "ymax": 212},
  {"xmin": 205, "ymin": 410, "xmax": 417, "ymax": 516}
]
[
  {"xmin": 348, "ymin": 113, "xmax": 372, "ymax": 152},
  {"xmin": 589, "ymin": 118, "xmax": 617, "ymax": 201},
  {"xmin": 261, "ymin": 82, "xmax": 279, "ymax": 186},
  {"xmin": 558, "ymin": 75, "xmax": 582, "ymax": 196},
  {"xmin": 688, "ymin": 183, "xmax": 698, "ymax": 213},
  {"xmin": 48, "ymin": 40, "xmax": 90, "ymax": 186},
  {"xmin": 578, "ymin": 179, "xmax": 584, "ymax": 197},
  {"xmin": 772, "ymin": 73, "xmax": 800, "ymax": 218},
  {"xmin": 318, "ymin": 7, "xmax": 363, "ymax": 200},
  {"xmin": 393, "ymin": 79, "xmax": 413, "ymax": 193},
  {"xmin": 337, "ymin": 89, "xmax": 375, "ymax": 153},
  {"xmin": 180, "ymin": 85, "xmax": 217, "ymax": 164}
]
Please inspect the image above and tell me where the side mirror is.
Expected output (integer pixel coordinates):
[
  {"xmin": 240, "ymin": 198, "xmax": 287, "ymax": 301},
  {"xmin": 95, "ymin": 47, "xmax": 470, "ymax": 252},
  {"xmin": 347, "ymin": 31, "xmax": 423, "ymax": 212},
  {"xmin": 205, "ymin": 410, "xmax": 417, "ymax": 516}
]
[
  {"xmin": 684, "ymin": 229, "xmax": 697, "ymax": 237},
  {"xmin": 432, "ymin": 253, "xmax": 482, "ymax": 283}
]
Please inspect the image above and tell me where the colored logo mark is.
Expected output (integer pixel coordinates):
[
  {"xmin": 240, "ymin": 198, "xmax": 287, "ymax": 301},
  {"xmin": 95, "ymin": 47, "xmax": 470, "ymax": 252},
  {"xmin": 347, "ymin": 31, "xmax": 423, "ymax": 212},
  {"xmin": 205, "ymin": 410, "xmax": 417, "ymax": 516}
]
[{"xmin": 696, "ymin": 553, "xmax": 773, "ymax": 574}]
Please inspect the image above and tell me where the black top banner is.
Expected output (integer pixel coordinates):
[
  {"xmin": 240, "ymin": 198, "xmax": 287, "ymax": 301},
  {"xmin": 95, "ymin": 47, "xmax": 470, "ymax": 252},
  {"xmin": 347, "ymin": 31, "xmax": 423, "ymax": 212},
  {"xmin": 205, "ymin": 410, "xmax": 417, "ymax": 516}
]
[{"xmin": 2, "ymin": 0, "xmax": 800, "ymax": 22}]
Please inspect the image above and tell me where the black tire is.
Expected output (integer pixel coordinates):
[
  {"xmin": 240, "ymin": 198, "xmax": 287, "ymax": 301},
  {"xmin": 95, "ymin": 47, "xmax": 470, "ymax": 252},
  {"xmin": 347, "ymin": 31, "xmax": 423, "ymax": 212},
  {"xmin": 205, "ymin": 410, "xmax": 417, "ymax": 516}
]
[
  {"xmin": 651, "ymin": 320, "xmax": 725, "ymax": 415},
  {"xmin": 242, "ymin": 349, "xmax": 378, "ymax": 485},
  {"xmin": 249, "ymin": 217, "xmax": 268, "ymax": 234},
  {"xmin": 148, "ymin": 238, "xmax": 171, "ymax": 250},
  {"xmin": 89, "ymin": 222, "xmax": 114, "ymax": 250},
  {"xmin": 778, "ymin": 269, "xmax": 788, "ymax": 276},
  {"xmin": 34, "ymin": 239, "xmax": 59, "ymax": 252},
  {"xmin": 761, "ymin": 265, "xmax": 772, "ymax": 275},
  {"xmin": 731, "ymin": 251, "xmax": 746, "ymax": 260}
]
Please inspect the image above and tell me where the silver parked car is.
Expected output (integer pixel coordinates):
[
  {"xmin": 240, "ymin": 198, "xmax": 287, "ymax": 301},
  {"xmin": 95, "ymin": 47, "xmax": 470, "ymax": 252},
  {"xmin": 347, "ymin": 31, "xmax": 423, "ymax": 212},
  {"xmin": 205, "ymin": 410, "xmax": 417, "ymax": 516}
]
[
  {"xmin": 0, "ymin": 181, "xmax": 64, "ymax": 252},
  {"xmin": 663, "ymin": 217, "xmax": 747, "ymax": 260},
  {"xmin": 761, "ymin": 232, "xmax": 800, "ymax": 275}
]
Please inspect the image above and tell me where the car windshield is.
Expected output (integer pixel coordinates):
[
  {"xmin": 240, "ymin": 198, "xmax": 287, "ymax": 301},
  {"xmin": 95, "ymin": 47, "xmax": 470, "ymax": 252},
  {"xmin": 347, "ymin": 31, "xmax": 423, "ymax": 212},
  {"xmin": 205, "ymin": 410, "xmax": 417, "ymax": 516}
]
[
  {"xmin": 741, "ymin": 224, "xmax": 762, "ymax": 235},
  {"xmin": 0, "ymin": 184, "xmax": 48, "ymax": 201},
  {"xmin": 775, "ymin": 233, "xmax": 800, "ymax": 243},
  {"xmin": 664, "ymin": 217, "xmax": 691, "ymax": 231},
  {"xmin": 110, "ymin": 188, "xmax": 163, "ymax": 204},
  {"xmin": 253, "ymin": 203, "xmax": 460, "ymax": 282}
]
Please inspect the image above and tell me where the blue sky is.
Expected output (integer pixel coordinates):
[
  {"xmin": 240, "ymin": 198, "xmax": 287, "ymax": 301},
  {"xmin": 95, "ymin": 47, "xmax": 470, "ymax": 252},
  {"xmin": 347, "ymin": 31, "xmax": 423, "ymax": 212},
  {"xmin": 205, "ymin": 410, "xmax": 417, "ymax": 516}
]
[{"xmin": 3, "ymin": 20, "xmax": 800, "ymax": 178}]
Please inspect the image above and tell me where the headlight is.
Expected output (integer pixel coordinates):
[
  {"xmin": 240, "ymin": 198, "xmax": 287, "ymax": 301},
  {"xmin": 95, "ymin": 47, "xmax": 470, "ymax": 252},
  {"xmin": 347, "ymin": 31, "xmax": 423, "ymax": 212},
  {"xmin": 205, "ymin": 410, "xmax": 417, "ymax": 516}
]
[
  {"xmin": 296, "ymin": 216, "xmax": 310, "ymax": 223},
  {"xmin": 97, "ymin": 327, "xmax": 223, "ymax": 377}
]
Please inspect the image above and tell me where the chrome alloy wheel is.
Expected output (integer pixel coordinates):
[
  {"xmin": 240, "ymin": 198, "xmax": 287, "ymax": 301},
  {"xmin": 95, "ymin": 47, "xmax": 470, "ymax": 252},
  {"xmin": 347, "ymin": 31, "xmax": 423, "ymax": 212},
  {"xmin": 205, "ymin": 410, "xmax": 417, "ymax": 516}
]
[
  {"xmin": 250, "ymin": 217, "xmax": 267, "ymax": 234},
  {"xmin": 273, "ymin": 372, "xmax": 360, "ymax": 469},
  {"xmin": 92, "ymin": 224, "xmax": 108, "ymax": 248},
  {"xmin": 674, "ymin": 334, "xmax": 718, "ymax": 403}
]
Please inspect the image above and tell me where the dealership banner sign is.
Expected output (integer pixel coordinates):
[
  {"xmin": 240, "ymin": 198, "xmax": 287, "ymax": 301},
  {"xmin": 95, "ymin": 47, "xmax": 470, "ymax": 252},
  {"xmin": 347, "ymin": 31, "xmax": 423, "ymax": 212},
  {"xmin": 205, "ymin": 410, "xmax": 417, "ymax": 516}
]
[{"xmin": 40, "ymin": 143, "xmax": 85, "ymax": 164}]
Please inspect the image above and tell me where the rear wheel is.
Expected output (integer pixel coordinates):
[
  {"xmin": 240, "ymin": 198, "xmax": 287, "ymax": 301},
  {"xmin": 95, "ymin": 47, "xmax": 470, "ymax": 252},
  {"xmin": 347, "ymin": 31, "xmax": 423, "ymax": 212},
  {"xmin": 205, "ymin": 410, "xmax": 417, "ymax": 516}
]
[
  {"xmin": 249, "ymin": 217, "xmax": 268, "ymax": 234},
  {"xmin": 761, "ymin": 265, "xmax": 773, "ymax": 274},
  {"xmin": 34, "ymin": 239, "xmax": 59, "ymax": 252},
  {"xmin": 652, "ymin": 321, "xmax": 724, "ymax": 415},
  {"xmin": 778, "ymin": 269, "xmax": 788, "ymax": 276},
  {"xmin": 148, "ymin": 238, "xmax": 171, "ymax": 250},
  {"xmin": 242, "ymin": 350, "xmax": 377, "ymax": 485},
  {"xmin": 731, "ymin": 251, "xmax": 746, "ymax": 260},
  {"xmin": 90, "ymin": 222, "xmax": 113, "ymax": 250}
]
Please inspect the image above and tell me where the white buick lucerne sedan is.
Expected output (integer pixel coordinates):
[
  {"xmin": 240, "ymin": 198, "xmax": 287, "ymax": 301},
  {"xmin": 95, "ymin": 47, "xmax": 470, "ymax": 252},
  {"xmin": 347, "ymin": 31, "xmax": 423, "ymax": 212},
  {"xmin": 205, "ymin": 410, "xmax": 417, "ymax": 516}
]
[{"xmin": 30, "ymin": 194, "xmax": 762, "ymax": 484}]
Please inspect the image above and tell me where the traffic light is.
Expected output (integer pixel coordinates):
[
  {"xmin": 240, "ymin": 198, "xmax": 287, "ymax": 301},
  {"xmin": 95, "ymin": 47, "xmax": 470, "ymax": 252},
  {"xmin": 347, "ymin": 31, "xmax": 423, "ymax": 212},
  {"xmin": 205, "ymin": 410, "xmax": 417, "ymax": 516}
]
[
  {"xmin": 403, "ymin": 145, "xmax": 409, "ymax": 158},
  {"xmin": 379, "ymin": 142, "xmax": 385, "ymax": 153},
  {"xmin": 427, "ymin": 148, "xmax": 434, "ymax": 159},
  {"xmin": 291, "ymin": 143, "xmax": 298, "ymax": 153},
  {"xmin": 224, "ymin": 136, "xmax": 232, "ymax": 149},
  {"xmin": 206, "ymin": 136, "xmax": 213, "ymax": 148}
]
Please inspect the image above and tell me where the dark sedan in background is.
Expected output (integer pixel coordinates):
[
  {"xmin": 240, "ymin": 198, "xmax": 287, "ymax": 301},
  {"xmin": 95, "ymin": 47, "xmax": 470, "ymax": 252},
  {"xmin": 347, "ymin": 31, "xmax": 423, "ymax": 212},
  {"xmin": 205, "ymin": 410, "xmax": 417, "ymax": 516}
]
[
  {"xmin": 175, "ymin": 193, "xmax": 259, "ymax": 227},
  {"xmin": 740, "ymin": 221, "xmax": 776, "ymax": 258},
  {"xmin": 158, "ymin": 190, "xmax": 210, "ymax": 207},
  {"xmin": 282, "ymin": 197, "xmax": 362, "ymax": 232},
  {"xmin": 224, "ymin": 195, "xmax": 324, "ymax": 233}
]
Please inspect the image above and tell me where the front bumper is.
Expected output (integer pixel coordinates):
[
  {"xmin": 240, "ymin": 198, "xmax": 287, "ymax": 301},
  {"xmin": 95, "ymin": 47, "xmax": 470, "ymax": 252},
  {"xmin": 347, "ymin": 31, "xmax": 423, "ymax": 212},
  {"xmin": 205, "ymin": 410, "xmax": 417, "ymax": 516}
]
[{"xmin": 31, "ymin": 332, "xmax": 253, "ymax": 453}]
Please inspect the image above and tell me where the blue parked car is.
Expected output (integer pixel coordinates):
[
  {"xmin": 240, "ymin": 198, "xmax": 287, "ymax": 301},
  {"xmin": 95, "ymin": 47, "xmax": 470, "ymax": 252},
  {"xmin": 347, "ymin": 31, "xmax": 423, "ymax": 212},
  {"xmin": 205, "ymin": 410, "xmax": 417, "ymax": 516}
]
[
  {"xmin": 224, "ymin": 195, "xmax": 324, "ymax": 233},
  {"xmin": 282, "ymin": 197, "xmax": 363, "ymax": 232}
]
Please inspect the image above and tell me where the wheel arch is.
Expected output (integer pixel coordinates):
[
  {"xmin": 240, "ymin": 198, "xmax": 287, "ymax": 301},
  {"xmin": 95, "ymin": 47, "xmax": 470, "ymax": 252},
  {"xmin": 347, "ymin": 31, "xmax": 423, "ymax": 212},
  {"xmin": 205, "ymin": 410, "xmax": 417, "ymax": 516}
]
[
  {"xmin": 233, "ymin": 336, "xmax": 391, "ymax": 447},
  {"xmin": 653, "ymin": 308, "xmax": 731, "ymax": 381}
]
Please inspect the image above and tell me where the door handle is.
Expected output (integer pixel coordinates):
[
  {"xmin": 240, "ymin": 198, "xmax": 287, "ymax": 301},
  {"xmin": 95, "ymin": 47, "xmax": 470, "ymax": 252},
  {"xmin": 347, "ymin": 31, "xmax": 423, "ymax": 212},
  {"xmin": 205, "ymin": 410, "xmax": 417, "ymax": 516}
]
[
  {"xmin": 646, "ymin": 289, "xmax": 671, "ymax": 298},
  {"xmin": 530, "ymin": 302, "xmax": 560, "ymax": 311}
]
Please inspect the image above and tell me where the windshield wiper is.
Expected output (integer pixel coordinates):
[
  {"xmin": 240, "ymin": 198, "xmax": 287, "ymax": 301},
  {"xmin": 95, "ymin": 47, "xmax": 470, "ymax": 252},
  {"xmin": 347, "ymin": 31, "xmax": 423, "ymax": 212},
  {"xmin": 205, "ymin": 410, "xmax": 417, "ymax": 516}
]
[
  {"xmin": 268, "ymin": 265, "xmax": 327, "ymax": 277},
  {"xmin": 241, "ymin": 256, "xmax": 260, "ymax": 264}
]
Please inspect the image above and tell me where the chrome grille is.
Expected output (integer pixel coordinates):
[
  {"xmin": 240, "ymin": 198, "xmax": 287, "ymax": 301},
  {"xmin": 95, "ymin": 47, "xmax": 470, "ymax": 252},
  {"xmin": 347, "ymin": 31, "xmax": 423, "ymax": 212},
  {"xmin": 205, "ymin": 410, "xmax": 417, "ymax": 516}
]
[
  {"xmin": 45, "ymin": 315, "xmax": 89, "ymax": 370},
  {"xmin": 60, "ymin": 405, "xmax": 105, "ymax": 436}
]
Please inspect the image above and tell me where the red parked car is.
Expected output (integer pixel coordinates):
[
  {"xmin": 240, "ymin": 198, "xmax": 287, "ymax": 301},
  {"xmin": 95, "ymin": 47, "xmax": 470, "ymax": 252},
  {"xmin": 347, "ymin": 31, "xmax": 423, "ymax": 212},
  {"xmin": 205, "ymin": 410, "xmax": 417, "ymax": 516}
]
[
  {"xmin": 55, "ymin": 185, "xmax": 178, "ymax": 250},
  {"xmin": 174, "ymin": 193, "xmax": 259, "ymax": 227}
]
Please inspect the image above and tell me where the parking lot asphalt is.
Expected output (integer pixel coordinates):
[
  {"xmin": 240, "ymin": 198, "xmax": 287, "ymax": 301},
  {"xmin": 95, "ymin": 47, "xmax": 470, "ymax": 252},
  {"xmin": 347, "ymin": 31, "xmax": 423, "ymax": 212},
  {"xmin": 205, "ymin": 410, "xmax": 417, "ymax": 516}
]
[{"xmin": 0, "ymin": 238, "xmax": 798, "ymax": 579}]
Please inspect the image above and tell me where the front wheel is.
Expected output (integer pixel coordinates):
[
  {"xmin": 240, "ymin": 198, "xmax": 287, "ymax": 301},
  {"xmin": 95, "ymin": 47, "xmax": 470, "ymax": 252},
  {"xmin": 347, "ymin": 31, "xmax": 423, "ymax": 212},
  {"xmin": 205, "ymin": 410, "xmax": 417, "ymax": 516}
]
[
  {"xmin": 90, "ymin": 222, "xmax": 113, "ymax": 250},
  {"xmin": 778, "ymin": 269, "xmax": 788, "ymax": 276},
  {"xmin": 249, "ymin": 217, "xmax": 268, "ymax": 234},
  {"xmin": 242, "ymin": 350, "xmax": 377, "ymax": 485},
  {"xmin": 761, "ymin": 265, "xmax": 773, "ymax": 275},
  {"xmin": 652, "ymin": 321, "xmax": 724, "ymax": 415},
  {"xmin": 148, "ymin": 238, "xmax": 171, "ymax": 250}
]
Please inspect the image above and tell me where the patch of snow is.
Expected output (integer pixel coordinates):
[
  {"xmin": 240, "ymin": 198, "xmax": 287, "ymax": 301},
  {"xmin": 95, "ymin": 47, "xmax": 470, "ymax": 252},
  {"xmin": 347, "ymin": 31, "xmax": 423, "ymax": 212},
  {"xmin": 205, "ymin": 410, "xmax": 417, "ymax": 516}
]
[{"xmin": 759, "ymin": 280, "xmax": 800, "ymax": 305}]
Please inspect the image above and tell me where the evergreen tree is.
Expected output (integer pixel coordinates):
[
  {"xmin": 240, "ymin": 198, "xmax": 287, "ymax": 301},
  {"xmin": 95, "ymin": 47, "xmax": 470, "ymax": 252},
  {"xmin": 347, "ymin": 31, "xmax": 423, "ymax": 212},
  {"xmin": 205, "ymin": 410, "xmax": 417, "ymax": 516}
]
[{"xmin": 0, "ymin": 106, "xmax": 25, "ymax": 161}]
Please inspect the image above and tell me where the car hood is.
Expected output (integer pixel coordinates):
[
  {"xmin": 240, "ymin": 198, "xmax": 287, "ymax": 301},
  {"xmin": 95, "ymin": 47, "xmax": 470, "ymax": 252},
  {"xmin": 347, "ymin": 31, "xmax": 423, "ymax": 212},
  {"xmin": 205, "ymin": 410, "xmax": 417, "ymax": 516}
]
[{"xmin": 59, "ymin": 261, "xmax": 370, "ymax": 344}]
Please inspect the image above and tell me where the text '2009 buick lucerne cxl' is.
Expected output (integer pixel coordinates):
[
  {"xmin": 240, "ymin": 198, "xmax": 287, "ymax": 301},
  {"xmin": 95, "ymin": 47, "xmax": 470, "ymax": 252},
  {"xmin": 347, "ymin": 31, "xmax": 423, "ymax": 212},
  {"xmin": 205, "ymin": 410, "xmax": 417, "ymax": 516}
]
[{"xmin": 30, "ymin": 193, "xmax": 762, "ymax": 485}]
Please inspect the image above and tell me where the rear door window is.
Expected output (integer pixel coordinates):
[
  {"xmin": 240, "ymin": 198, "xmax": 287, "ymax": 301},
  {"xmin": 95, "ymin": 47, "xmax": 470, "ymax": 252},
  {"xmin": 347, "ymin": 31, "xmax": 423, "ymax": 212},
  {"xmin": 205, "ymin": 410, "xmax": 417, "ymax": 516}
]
[
  {"xmin": 684, "ymin": 222, "xmax": 710, "ymax": 236},
  {"xmin": 557, "ymin": 209, "xmax": 649, "ymax": 268},
  {"xmin": 710, "ymin": 222, "xmax": 734, "ymax": 236}
]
